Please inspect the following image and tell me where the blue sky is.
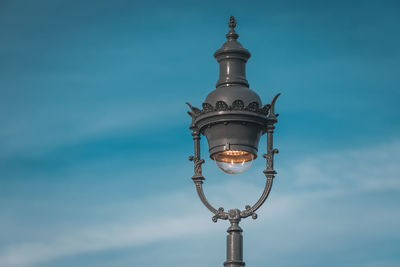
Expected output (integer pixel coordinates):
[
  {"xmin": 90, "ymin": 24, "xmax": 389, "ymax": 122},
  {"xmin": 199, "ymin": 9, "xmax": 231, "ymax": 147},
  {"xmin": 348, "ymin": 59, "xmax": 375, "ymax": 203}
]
[{"xmin": 0, "ymin": 0, "xmax": 399, "ymax": 266}]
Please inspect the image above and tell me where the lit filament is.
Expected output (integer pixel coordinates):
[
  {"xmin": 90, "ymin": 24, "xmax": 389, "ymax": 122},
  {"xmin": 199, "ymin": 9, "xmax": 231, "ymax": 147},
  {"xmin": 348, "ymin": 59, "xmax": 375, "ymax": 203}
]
[{"xmin": 212, "ymin": 150, "xmax": 255, "ymax": 175}]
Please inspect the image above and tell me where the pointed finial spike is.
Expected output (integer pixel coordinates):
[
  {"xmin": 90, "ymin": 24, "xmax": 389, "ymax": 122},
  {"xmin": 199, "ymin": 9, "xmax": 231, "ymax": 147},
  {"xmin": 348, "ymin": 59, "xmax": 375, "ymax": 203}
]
[
  {"xmin": 228, "ymin": 16, "xmax": 236, "ymax": 30},
  {"xmin": 226, "ymin": 16, "xmax": 239, "ymax": 40}
]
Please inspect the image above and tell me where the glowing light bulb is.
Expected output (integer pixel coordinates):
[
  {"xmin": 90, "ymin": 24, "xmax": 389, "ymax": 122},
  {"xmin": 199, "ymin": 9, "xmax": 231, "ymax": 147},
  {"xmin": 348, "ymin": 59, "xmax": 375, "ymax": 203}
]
[{"xmin": 212, "ymin": 150, "xmax": 255, "ymax": 174}]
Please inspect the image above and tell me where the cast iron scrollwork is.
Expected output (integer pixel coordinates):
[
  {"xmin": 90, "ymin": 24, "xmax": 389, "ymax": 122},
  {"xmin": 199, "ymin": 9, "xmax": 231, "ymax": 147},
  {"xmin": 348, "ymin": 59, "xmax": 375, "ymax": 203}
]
[
  {"xmin": 186, "ymin": 100, "xmax": 271, "ymax": 119},
  {"xmin": 212, "ymin": 207, "xmax": 229, "ymax": 222},
  {"xmin": 188, "ymin": 155, "xmax": 204, "ymax": 178},
  {"xmin": 241, "ymin": 93, "xmax": 280, "ymax": 219},
  {"xmin": 187, "ymin": 94, "xmax": 280, "ymax": 223},
  {"xmin": 188, "ymin": 126, "xmax": 229, "ymax": 222}
]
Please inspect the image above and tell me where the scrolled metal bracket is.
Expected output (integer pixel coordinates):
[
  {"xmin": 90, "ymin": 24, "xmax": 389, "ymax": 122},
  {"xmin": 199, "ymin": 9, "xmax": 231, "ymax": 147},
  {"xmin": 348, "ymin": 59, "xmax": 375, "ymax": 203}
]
[
  {"xmin": 188, "ymin": 127, "xmax": 229, "ymax": 222},
  {"xmin": 240, "ymin": 94, "xmax": 280, "ymax": 219},
  {"xmin": 188, "ymin": 94, "xmax": 280, "ymax": 223},
  {"xmin": 239, "ymin": 94, "xmax": 280, "ymax": 220},
  {"xmin": 240, "ymin": 205, "xmax": 258, "ymax": 220},
  {"xmin": 188, "ymin": 155, "xmax": 205, "ymax": 180},
  {"xmin": 212, "ymin": 207, "xmax": 229, "ymax": 222}
]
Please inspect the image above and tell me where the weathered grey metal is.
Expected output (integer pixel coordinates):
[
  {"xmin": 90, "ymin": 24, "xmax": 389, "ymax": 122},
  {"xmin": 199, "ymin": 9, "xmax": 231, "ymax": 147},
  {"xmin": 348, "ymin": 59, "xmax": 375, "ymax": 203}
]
[
  {"xmin": 214, "ymin": 15, "xmax": 250, "ymax": 88},
  {"xmin": 188, "ymin": 94, "xmax": 279, "ymax": 266},
  {"xmin": 186, "ymin": 16, "xmax": 272, "ymax": 159},
  {"xmin": 188, "ymin": 94, "xmax": 280, "ymax": 222},
  {"xmin": 187, "ymin": 16, "xmax": 280, "ymax": 267},
  {"xmin": 241, "ymin": 93, "xmax": 280, "ymax": 218},
  {"xmin": 189, "ymin": 127, "xmax": 229, "ymax": 220},
  {"xmin": 225, "ymin": 209, "xmax": 245, "ymax": 267},
  {"xmin": 188, "ymin": 129, "xmax": 205, "ymax": 181}
]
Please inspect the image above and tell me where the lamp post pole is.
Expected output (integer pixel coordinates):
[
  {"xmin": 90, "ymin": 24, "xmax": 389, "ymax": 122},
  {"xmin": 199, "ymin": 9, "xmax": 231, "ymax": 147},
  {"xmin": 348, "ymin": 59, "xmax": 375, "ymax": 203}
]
[
  {"xmin": 225, "ymin": 209, "xmax": 244, "ymax": 267},
  {"xmin": 187, "ymin": 16, "xmax": 280, "ymax": 267}
]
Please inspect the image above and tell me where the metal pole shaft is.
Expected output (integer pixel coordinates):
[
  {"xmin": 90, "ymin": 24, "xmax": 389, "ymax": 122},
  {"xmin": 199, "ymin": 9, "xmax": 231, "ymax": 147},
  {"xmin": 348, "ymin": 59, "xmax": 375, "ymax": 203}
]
[{"xmin": 224, "ymin": 220, "xmax": 245, "ymax": 267}]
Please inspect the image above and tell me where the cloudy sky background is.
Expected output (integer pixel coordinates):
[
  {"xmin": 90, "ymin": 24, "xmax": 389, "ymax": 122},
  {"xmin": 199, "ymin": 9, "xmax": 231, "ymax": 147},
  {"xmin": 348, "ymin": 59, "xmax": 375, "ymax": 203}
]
[{"xmin": 1, "ymin": 0, "xmax": 399, "ymax": 266}]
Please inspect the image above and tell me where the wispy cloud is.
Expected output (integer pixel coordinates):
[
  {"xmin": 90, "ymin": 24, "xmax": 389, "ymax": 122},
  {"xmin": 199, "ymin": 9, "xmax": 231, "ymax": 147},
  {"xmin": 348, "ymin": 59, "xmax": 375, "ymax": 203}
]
[
  {"xmin": 0, "ymin": 215, "xmax": 216, "ymax": 267},
  {"xmin": 1, "ymin": 141, "xmax": 399, "ymax": 266},
  {"xmin": 288, "ymin": 140, "xmax": 400, "ymax": 192},
  {"xmin": 0, "ymin": 99, "xmax": 184, "ymax": 159}
]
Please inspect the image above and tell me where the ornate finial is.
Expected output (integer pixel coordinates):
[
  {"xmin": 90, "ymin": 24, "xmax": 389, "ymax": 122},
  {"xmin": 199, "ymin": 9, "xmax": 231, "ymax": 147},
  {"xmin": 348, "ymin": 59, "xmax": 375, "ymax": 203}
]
[
  {"xmin": 226, "ymin": 16, "xmax": 239, "ymax": 40},
  {"xmin": 228, "ymin": 16, "xmax": 236, "ymax": 30}
]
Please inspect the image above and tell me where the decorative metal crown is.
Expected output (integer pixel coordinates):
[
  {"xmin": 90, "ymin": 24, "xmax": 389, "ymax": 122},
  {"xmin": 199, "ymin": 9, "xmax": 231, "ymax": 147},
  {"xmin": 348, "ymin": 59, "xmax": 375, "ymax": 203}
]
[
  {"xmin": 186, "ymin": 100, "xmax": 271, "ymax": 120},
  {"xmin": 187, "ymin": 92, "xmax": 280, "ymax": 120}
]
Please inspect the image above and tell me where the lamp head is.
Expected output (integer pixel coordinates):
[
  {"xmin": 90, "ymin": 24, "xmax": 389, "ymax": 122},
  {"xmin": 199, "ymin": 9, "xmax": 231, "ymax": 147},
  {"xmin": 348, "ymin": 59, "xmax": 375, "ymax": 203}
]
[{"xmin": 187, "ymin": 16, "xmax": 273, "ymax": 175}]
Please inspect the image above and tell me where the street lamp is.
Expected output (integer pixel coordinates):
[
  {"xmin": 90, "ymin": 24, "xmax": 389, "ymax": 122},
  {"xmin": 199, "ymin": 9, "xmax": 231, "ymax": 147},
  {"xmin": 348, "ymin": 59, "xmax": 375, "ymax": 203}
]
[{"xmin": 186, "ymin": 16, "xmax": 280, "ymax": 267}]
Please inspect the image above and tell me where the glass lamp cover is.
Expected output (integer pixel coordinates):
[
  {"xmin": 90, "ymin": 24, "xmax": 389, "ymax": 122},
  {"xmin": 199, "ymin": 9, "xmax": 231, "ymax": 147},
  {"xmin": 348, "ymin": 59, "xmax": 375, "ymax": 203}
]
[{"xmin": 213, "ymin": 150, "xmax": 255, "ymax": 174}]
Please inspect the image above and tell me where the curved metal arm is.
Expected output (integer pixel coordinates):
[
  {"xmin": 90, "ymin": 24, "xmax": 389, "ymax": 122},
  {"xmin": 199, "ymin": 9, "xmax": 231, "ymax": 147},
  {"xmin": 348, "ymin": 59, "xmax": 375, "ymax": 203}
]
[
  {"xmin": 188, "ymin": 126, "xmax": 277, "ymax": 222},
  {"xmin": 189, "ymin": 128, "xmax": 229, "ymax": 222},
  {"xmin": 194, "ymin": 182, "xmax": 228, "ymax": 222},
  {"xmin": 241, "ymin": 94, "xmax": 280, "ymax": 219},
  {"xmin": 188, "ymin": 93, "xmax": 280, "ymax": 223},
  {"xmin": 240, "ymin": 177, "xmax": 273, "ymax": 219}
]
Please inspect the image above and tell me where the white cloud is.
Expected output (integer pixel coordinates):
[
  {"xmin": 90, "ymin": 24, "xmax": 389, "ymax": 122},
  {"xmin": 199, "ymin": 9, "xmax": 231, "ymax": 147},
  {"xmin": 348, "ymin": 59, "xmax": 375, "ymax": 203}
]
[
  {"xmin": 1, "ymin": 141, "xmax": 399, "ymax": 266},
  {"xmin": 288, "ymin": 140, "xmax": 400, "ymax": 192},
  {"xmin": 0, "ymin": 99, "xmax": 183, "ymax": 159},
  {"xmin": 0, "ymin": 215, "xmax": 217, "ymax": 267}
]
